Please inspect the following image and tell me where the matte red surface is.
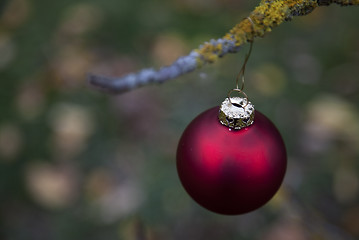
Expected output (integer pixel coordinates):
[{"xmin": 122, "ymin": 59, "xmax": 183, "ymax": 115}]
[{"xmin": 176, "ymin": 107, "xmax": 287, "ymax": 215}]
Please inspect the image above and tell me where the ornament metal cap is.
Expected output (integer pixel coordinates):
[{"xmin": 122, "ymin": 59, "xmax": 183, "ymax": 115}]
[{"xmin": 218, "ymin": 96, "xmax": 255, "ymax": 130}]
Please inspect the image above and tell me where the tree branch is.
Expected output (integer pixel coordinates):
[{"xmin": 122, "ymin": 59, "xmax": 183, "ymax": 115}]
[{"xmin": 88, "ymin": 0, "xmax": 359, "ymax": 94}]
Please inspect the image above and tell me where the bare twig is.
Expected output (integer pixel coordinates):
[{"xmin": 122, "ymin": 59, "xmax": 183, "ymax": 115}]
[{"xmin": 88, "ymin": 0, "xmax": 359, "ymax": 94}]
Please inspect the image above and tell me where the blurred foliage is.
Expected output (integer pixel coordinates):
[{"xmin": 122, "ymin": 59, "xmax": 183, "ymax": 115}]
[{"xmin": 0, "ymin": 0, "xmax": 359, "ymax": 239}]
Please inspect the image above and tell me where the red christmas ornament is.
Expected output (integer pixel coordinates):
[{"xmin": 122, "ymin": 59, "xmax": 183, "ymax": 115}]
[{"xmin": 176, "ymin": 97, "xmax": 287, "ymax": 215}]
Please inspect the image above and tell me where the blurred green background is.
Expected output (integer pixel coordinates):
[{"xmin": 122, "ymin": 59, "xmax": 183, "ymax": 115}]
[{"xmin": 1, "ymin": 0, "xmax": 359, "ymax": 239}]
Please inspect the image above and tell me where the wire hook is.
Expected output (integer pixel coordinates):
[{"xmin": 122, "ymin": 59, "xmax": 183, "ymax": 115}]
[
  {"xmin": 235, "ymin": 17, "xmax": 254, "ymax": 91},
  {"xmin": 229, "ymin": 17, "xmax": 255, "ymax": 108}
]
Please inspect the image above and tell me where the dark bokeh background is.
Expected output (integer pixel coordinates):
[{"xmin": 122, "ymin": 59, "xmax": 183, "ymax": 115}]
[{"xmin": 1, "ymin": 0, "xmax": 359, "ymax": 239}]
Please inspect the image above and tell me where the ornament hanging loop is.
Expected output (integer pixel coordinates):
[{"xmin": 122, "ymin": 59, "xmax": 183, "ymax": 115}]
[
  {"xmin": 227, "ymin": 88, "xmax": 249, "ymax": 108},
  {"xmin": 235, "ymin": 17, "xmax": 254, "ymax": 91},
  {"xmin": 218, "ymin": 17, "xmax": 255, "ymax": 130},
  {"xmin": 235, "ymin": 41, "xmax": 253, "ymax": 92}
]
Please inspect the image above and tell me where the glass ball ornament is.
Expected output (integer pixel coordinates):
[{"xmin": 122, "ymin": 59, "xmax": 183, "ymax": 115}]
[{"xmin": 176, "ymin": 97, "xmax": 287, "ymax": 215}]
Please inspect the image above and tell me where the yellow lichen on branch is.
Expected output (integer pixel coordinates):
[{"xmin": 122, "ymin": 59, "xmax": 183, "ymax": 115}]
[{"xmin": 196, "ymin": 0, "xmax": 319, "ymax": 65}]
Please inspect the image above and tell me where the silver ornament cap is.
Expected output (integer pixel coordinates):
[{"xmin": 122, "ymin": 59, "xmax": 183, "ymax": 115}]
[{"xmin": 218, "ymin": 97, "xmax": 255, "ymax": 130}]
